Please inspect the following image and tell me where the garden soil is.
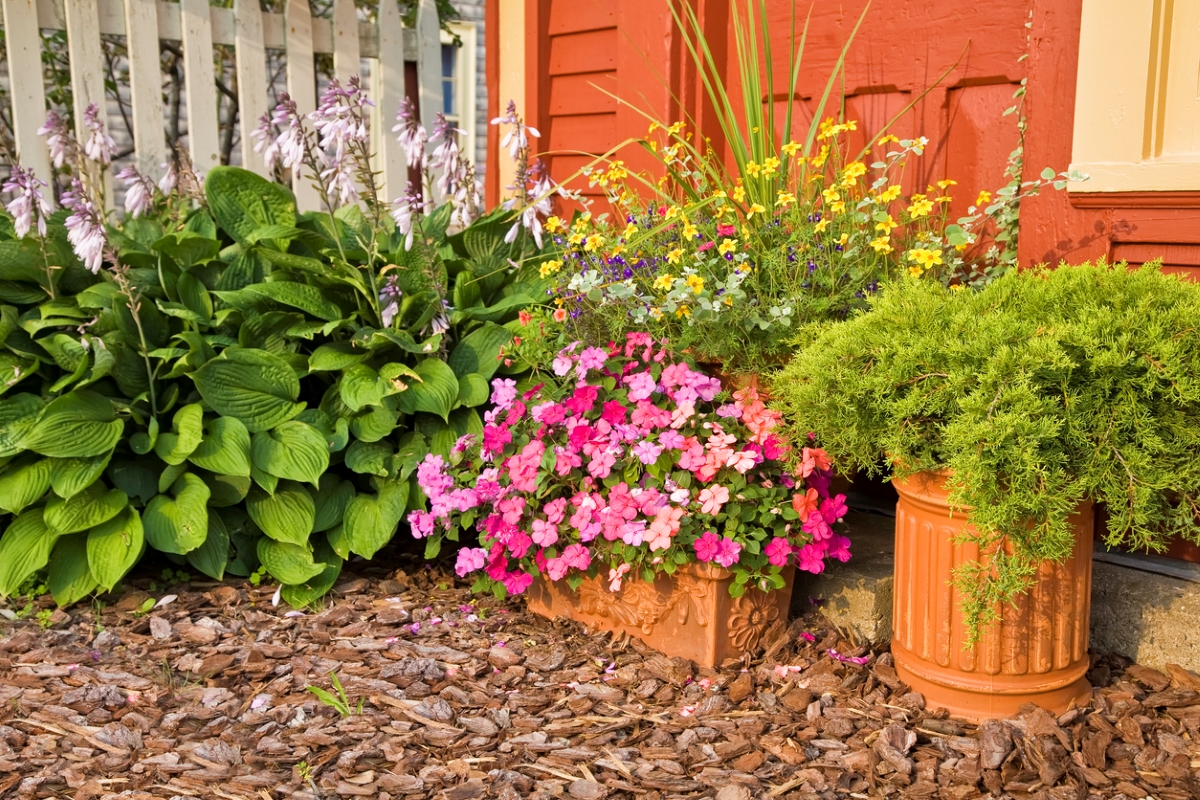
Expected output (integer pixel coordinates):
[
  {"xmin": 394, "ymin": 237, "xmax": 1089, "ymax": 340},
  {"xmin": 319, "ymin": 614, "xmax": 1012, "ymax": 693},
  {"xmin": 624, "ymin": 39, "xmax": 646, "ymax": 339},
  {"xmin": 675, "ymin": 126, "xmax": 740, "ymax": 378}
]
[{"xmin": 2, "ymin": 556, "xmax": 1199, "ymax": 800}]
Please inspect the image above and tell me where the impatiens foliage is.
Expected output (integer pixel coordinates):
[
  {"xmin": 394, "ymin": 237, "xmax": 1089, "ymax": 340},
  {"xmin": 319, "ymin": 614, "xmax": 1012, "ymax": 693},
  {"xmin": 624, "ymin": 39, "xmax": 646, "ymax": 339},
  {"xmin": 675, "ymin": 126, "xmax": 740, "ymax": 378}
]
[{"xmin": 409, "ymin": 335, "xmax": 850, "ymax": 598}]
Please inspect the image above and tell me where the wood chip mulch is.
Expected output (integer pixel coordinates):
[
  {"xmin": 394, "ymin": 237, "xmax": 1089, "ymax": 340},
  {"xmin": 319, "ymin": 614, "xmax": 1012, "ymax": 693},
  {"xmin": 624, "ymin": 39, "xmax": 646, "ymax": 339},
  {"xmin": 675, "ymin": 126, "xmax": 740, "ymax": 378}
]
[{"xmin": 2, "ymin": 557, "xmax": 1200, "ymax": 800}]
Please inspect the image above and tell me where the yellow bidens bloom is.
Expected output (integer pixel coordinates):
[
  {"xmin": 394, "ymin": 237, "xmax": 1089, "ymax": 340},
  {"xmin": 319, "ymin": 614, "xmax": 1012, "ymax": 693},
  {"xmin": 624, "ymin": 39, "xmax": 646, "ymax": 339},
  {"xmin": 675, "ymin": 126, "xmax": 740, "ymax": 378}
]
[
  {"xmin": 877, "ymin": 185, "xmax": 902, "ymax": 204},
  {"xmin": 583, "ymin": 233, "xmax": 605, "ymax": 252},
  {"xmin": 539, "ymin": 259, "xmax": 563, "ymax": 278},
  {"xmin": 567, "ymin": 231, "xmax": 585, "ymax": 246},
  {"xmin": 718, "ymin": 238, "xmax": 738, "ymax": 256},
  {"xmin": 869, "ymin": 236, "xmax": 894, "ymax": 254},
  {"xmin": 675, "ymin": 305, "xmax": 691, "ymax": 318},
  {"xmin": 682, "ymin": 221, "xmax": 698, "ymax": 238},
  {"xmin": 837, "ymin": 233, "xmax": 849, "ymax": 247},
  {"xmin": 813, "ymin": 219, "xmax": 830, "ymax": 233},
  {"xmin": 936, "ymin": 178, "xmax": 957, "ymax": 190},
  {"xmin": 653, "ymin": 274, "xmax": 675, "ymax": 291},
  {"xmin": 685, "ymin": 274, "xmax": 705, "ymax": 294},
  {"xmin": 667, "ymin": 121, "xmax": 685, "ymax": 136},
  {"xmin": 829, "ymin": 200, "xmax": 846, "ymax": 214},
  {"xmin": 745, "ymin": 160, "xmax": 762, "ymax": 177},
  {"xmin": 877, "ymin": 134, "xmax": 900, "ymax": 146},
  {"xmin": 664, "ymin": 205, "xmax": 681, "ymax": 221},
  {"xmin": 782, "ymin": 140, "xmax": 802, "ymax": 157},
  {"xmin": 906, "ymin": 247, "xmax": 944, "ymax": 270},
  {"xmin": 545, "ymin": 216, "xmax": 564, "ymax": 233},
  {"xmin": 666, "ymin": 247, "xmax": 684, "ymax": 265},
  {"xmin": 811, "ymin": 145, "xmax": 830, "ymax": 168},
  {"xmin": 976, "ymin": 190, "xmax": 992, "ymax": 206},
  {"xmin": 761, "ymin": 156, "xmax": 781, "ymax": 176},
  {"xmin": 907, "ymin": 194, "xmax": 935, "ymax": 218},
  {"xmin": 649, "ymin": 306, "xmax": 663, "ymax": 319},
  {"xmin": 732, "ymin": 185, "xmax": 746, "ymax": 204},
  {"xmin": 875, "ymin": 214, "xmax": 898, "ymax": 234},
  {"xmin": 647, "ymin": 121, "xmax": 661, "ymax": 134},
  {"xmin": 841, "ymin": 161, "xmax": 867, "ymax": 185},
  {"xmin": 747, "ymin": 202, "xmax": 767, "ymax": 218},
  {"xmin": 776, "ymin": 191, "xmax": 796, "ymax": 207},
  {"xmin": 822, "ymin": 187, "xmax": 841, "ymax": 204},
  {"xmin": 623, "ymin": 222, "xmax": 638, "ymax": 239}
]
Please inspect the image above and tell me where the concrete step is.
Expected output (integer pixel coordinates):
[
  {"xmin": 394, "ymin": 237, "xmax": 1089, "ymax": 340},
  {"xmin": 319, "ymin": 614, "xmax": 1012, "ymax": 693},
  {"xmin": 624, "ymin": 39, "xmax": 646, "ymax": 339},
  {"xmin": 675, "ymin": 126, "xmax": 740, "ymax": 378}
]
[{"xmin": 799, "ymin": 511, "xmax": 1200, "ymax": 672}]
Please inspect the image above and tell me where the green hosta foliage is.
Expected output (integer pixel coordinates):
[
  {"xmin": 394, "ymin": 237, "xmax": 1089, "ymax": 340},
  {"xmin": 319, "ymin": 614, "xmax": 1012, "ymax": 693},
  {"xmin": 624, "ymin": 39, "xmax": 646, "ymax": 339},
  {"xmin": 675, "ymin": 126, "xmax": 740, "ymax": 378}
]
[
  {"xmin": 0, "ymin": 167, "xmax": 551, "ymax": 606},
  {"xmin": 771, "ymin": 262, "xmax": 1200, "ymax": 639}
]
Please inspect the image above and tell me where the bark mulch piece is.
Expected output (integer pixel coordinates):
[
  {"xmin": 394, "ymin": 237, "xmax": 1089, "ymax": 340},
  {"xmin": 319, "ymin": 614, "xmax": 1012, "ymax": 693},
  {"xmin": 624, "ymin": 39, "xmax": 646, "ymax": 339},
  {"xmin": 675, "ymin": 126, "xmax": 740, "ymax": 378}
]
[{"xmin": 3, "ymin": 557, "xmax": 1200, "ymax": 800}]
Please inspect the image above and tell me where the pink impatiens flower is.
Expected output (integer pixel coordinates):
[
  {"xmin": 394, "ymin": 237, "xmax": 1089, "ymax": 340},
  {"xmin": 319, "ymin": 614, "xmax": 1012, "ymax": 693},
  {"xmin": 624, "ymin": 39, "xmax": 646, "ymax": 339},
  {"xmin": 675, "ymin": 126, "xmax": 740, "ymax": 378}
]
[
  {"xmin": 820, "ymin": 494, "xmax": 849, "ymax": 525},
  {"xmin": 799, "ymin": 446, "xmax": 831, "ymax": 477},
  {"xmin": 632, "ymin": 440, "xmax": 663, "ymax": 464},
  {"xmin": 503, "ymin": 571, "xmax": 533, "ymax": 595},
  {"xmin": 625, "ymin": 371, "xmax": 656, "ymax": 402},
  {"xmin": 693, "ymin": 531, "xmax": 721, "ymax": 562},
  {"xmin": 796, "ymin": 543, "xmax": 826, "ymax": 574},
  {"xmin": 764, "ymin": 537, "xmax": 792, "ymax": 567},
  {"xmin": 647, "ymin": 506, "xmax": 684, "ymax": 551},
  {"xmin": 455, "ymin": 547, "xmax": 487, "ymax": 577},
  {"xmin": 561, "ymin": 543, "xmax": 591, "ymax": 570},
  {"xmin": 698, "ymin": 485, "xmax": 730, "ymax": 515},
  {"xmin": 608, "ymin": 563, "xmax": 631, "ymax": 592},
  {"xmin": 713, "ymin": 538, "xmax": 741, "ymax": 568},
  {"xmin": 531, "ymin": 519, "xmax": 559, "ymax": 547}
]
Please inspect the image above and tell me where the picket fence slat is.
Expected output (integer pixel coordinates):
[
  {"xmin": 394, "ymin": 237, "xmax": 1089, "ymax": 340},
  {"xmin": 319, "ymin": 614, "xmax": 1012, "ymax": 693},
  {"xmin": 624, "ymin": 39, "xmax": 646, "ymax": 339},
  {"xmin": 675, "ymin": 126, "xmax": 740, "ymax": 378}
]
[
  {"xmin": 1, "ymin": 0, "xmax": 53, "ymax": 198},
  {"xmin": 62, "ymin": 0, "xmax": 114, "ymax": 201},
  {"xmin": 123, "ymin": 0, "xmax": 167, "ymax": 179},
  {"xmin": 372, "ymin": 0, "xmax": 407, "ymax": 201},
  {"xmin": 179, "ymin": 0, "xmax": 220, "ymax": 174},
  {"xmin": 332, "ymin": 0, "xmax": 360, "ymax": 83},
  {"xmin": 285, "ymin": 0, "xmax": 321, "ymax": 212},
  {"xmin": 233, "ymin": 0, "xmax": 268, "ymax": 174},
  {"xmin": 416, "ymin": 0, "xmax": 443, "ymax": 203}
]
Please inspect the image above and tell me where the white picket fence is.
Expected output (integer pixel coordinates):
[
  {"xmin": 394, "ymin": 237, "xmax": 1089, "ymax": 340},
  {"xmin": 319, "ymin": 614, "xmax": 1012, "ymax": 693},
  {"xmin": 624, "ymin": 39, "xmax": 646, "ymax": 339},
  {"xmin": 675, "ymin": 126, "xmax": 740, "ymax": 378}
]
[{"xmin": 0, "ymin": 0, "xmax": 443, "ymax": 210}]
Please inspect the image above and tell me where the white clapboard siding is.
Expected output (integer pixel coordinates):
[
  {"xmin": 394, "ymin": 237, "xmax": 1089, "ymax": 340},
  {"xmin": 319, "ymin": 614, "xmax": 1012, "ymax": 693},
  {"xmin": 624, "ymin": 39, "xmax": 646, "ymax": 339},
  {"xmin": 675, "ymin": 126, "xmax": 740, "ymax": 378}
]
[{"xmin": 7, "ymin": 0, "xmax": 445, "ymax": 207}]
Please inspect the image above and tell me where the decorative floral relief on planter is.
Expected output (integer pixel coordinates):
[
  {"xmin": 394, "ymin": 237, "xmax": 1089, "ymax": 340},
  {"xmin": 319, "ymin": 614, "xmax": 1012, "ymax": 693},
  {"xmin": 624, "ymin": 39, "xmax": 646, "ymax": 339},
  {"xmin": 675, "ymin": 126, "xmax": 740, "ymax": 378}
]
[{"xmin": 527, "ymin": 564, "xmax": 794, "ymax": 667}]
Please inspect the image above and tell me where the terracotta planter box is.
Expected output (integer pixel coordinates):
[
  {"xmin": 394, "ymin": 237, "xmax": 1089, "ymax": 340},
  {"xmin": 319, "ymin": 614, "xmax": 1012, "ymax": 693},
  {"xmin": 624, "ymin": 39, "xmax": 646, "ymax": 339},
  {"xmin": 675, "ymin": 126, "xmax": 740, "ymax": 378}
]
[
  {"xmin": 526, "ymin": 564, "xmax": 794, "ymax": 667},
  {"xmin": 891, "ymin": 471, "xmax": 1093, "ymax": 722}
]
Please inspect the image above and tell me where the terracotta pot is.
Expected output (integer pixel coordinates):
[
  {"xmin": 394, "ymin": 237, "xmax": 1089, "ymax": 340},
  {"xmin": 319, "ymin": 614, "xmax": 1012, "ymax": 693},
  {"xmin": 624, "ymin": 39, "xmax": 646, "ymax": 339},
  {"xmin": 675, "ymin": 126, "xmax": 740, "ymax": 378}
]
[
  {"xmin": 526, "ymin": 564, "xmax": 794, "ymax": 667},
  {"xmin": 891, "ymin": 471, "xmax": 1093, "ymax": 721}
]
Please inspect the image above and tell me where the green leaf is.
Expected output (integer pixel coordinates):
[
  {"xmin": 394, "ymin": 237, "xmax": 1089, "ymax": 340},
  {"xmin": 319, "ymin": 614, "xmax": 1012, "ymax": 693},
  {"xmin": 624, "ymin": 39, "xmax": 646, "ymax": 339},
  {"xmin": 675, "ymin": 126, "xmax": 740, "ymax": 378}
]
[
  {"xmin": 154, "ymin": 403, "xmax": 205, "ymax": 465},
  {"xmin": 345, "ymin": 439, "xmax": 392, "ymax": 476},
  {"xmin": 44, "ymin": 483, "xmax": 127, "ymax": 534},
  {"xmin": 201, "ymin": 472, "xmax": 252, "ymax": 507},
  {"xmin": 187, "ymin": 512, "xmax": 229, "ymax": 581},
  {"xmin": 342, "ymin": 492, "xmax": 401, "ymax": 559},
  {"xmin": 107, "ymin": 461, "xmax": 159, "ymax": 504},
  {"xmin": 340, "ymin": 364, "xmax": 385, "ymax": 412},
  {"xmin": 251, "ymin": 421, "xmax": 330, "ymax": 486},
  {"xmin": 257, "ymin": 538, "xmax": 325, "ymax": 584},
  {"xmin": 308, "ymin": 341, "xmax": 371, "ymax": 372},
  {"xmin": 280, "ymin": 535, "xmax": 342, "ymax": 605},
  {"xmin": 188, "ymin": 416, "xmax": 252, "ymax": 477},
  {"xmin": 246, "ymin": 482, "xmax": 315, "ymax": 546},
  {"xmin": 130, "ymin": 417, "xmax": 159, "ymax": 456},
  {"xmin": 143, "ymin": 474, "xmax": 211, "ymax": 554},
  {"xmin": 48, "ymin": 534, "xmax": 98, "ymax": 606},
  {"xmin": 21, "ymin": 390, "xmax": 124, "ymax": 458},
  {"xmin": 0, "ymin": 456, "xmax": 51, "ymax": 514},
  {"xmin": 49, "ymin": 452, "xmax": 112, "ymax": 500},
  {"xmin": 393, "ymin": 432, "xmax": 429, "ymax": 480},
  {"xmin": 313, "ymin": 475, "xmax": 356, "ymax": 532},
  {"xmin": 448, "ymin": 322, "xmax": 512, "ymax": 380},
  {"xmin": 0, "ymin": 393, "xmax": 42, "ymax": 457},
  {"xmin": 408, "ymin": 359, "xmax": 459, "ymax": 422},
  {"xmin": 0, "ymin": 509, "xmax": 59, "ymax": 597},
  {"xmin": 243, "ymin": 281, "xmax": 342, "ymax": 322},
  {"xmin": 87, "ymin": 507, "xmax": 144, "ymax": 591},
  {"xmin": 456, "ymin": 373, "xmax": 490, "ymax": 407},
  {"xmin": 349, "ymin": 403, "xmax": 399, "ymax": 443},
  {"xmin": 191, "ymin": 348, "xmax": 304, "ymax": 432},
  {"xmin": 205, "ymin": 166, "xmax": 297, "ymax": 247}
]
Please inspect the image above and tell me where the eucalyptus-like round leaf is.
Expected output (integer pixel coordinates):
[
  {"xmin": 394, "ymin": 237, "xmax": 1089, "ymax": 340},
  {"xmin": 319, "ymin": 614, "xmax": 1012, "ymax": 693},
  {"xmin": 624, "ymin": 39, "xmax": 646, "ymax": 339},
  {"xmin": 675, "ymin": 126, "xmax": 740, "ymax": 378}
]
[
  {"xmin": 21, "ymin": 390, "xmax": 124, "ymax": 458},
  {"xmin": 87, "ymin": 506, "xmax": 144, "ymax": 591},
  {"xmin": 246, "ymin": 482, "xmax": 315, "ymax": 546},
  {"xmin": 142, "ymin": 474, "xmax": 211, "ymax": 554},
  {"xmin": 44, "ymin": 483, "xmax": 128, "ymax": 534},
  {"xmin": 0, "ymin": 456, "xmax": 52, "ymax": 514},
  {"xmin": 251, "ymin": 421, "xmax": 330, "ymax": 486},
  {"xmin": 190, "ymin": 349, "xmax": 304, "ymax": 432},
  {"xmin": 188, "ymin": 416, "xmax": 252, "ymax": 477},
  {"xmin": 256, "ymin": 538, "xmax": 325, "ymax": 584}
]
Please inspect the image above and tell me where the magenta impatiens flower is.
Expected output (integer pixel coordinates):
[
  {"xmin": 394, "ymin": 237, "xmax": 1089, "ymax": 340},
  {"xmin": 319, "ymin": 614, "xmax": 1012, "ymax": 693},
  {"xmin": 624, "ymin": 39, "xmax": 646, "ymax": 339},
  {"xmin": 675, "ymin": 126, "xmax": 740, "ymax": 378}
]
[
  {"xmin": 796, "ymin": 543, "xmax": 826, "ymax": 574},
  {"xmin": 694, "ymin": 531, "xmax": 721, "ymax": 562},
  {"xmin": 764, "ymin": 537, "xmax": 792, "ymax": 567},
  {"xmin": 713, "ymin": 537, "xmax": 741, "ymax": 568}
]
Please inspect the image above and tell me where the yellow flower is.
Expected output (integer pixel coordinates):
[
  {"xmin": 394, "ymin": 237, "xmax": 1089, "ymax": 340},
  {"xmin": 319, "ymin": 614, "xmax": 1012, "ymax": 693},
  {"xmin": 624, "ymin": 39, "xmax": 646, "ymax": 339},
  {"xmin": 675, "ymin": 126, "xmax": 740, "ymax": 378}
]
[
  {"xmin": 936, "ymin": 195, "xmax": 952, "ymax": 204},
  {"xmin": 623, "ymin": 222, "xmax": 638, "ymax": 239},
  {"xmin": 829, "ymin": 200, "xmax": 846, "ymax": 214},
  {"xmin": 844, "ymin": 120, "xmax": 858, "ymax": 131},
  {"xmin": 714, "ymin": 203, "xmax": 733, "ymax": 218},
  {"xmin": 685, "ymin": 274, "xmax": 705, "ymax": 294},
  {"xmin": 776, "ymin": 191, "xmax": 796, "ymax": 207},
  {"xmin": 647, "ymin": 121, "xmax": 661, "ymax": 134},
  {"xmin": 837, "ymin": 233, "xmax": 849, "ymax": 247},
  {"xmin": 822, "ymin": 187, "xmax": 841, "ymax": 204},
  {"xmin": 877, "ymin": 134, "xmax": 900, "ymax": 146},
  {"xmin": 907, "ymin": 265, "xmax": 923, "ymax": 278},
  {"xmin": 811, "ymin": 146, "xmax": 830, "ymax": 168},
  {"xmin": 875, "ymin": 215, "xmax": 897, "ymax": 234},
  {"xmin": 668, "ymin": 121, "xmax": 685, "ymax": 136},
  {"xmin": 567, "ymin": 231, "xmax": 585, "ymax": 246},
  {"xmin": 539, "ymin": 259, "xmax": 563, "ymax": 278},
  {"xmin": 747, "ymin": 202, "xmax": 767, "ymax": 218},
  {"xmin": 583, "ymin": 233, "xmax": 605, "ymax": 252},
  {"xmin": 814, "ymin": 219, "xmax": 829, "ymax": 233},
  {"xmin": 665, "ymin": 205, "xmax": 681, "ymax": 221},
  {"xmin": 675, "ymin": 305, "xmax": 691, "ymax": 318},
  {"xmin": 950, "ymin": 283, "xmax": 966, "ymax": 291},
  {"xmin": 907, "ymin": 194, "xmax": 934, "ymax": 218},
  {"xmin": 869, "ymin": 236, "xmax": 893, "ymax": 254},
  {"xmin": 718, "ymin": 238, "xmax": 738, "ymax": 256},
  {"xmin": 877, "ymin": 185, "xmax": 902, "ymax": 203},
  {"xmin": 842, "ymin": 161, "xmax": 867, "ymax": 181},
  {"xmin": 745, "ymin": 160, "xmax": 762, "ymax": 177},
  {"xmin": 683, "ymin": 221, "xmax": 699, "ymax": 238},
  {"xmin": 976, "ymin": 190, "xmax": 992, "ymax": 206},
  {"xmin": 782, "ymin": 140, "xmax": 802, "ymax": 157},
  {"xmin": 545, "ymin": 216, "xmax": 563, "ymax": 233},
  {"xmin": 666, "ymin": 247, "xmax": 684, "ymax": 265},
  {"xmin": 712, "ymin": 189, "xmax": 727, "ymax": 199},
  {"xmin": 936, "ymin": 179, "xmax": 957, "ymax": 190},
  {"xmin": 732, "ymin": 185, "xmax": 746, "ymax": 203},
  {"xmin": 649, "ymin": 306, "xmax": 663, "ymax": 319},
  {"xmin": 653, "ymin": 273, "xmax": 675, "ymax": 290},
  {"xmin": 607, "ymin": 161, "xmax": 628, "ymax": 181},
  {"xmin": 906, "ymin": 247, "xmax": 944, "ymax": 270},
  {"xmin": 761, "ymin": 156, "xmax": 780, "ymax": 175}
]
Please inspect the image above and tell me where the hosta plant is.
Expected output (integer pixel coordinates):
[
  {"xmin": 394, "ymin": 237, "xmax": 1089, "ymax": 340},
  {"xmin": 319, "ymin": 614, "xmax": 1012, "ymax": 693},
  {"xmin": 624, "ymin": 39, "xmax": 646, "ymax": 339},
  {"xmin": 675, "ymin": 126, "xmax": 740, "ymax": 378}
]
[
  {"xmin": 0, "ymin": 84, "xmax": 558, "ymax": 607},
  {"xmin": 408, "ymin": 334, "xmax": 851, "ymax": 598}
]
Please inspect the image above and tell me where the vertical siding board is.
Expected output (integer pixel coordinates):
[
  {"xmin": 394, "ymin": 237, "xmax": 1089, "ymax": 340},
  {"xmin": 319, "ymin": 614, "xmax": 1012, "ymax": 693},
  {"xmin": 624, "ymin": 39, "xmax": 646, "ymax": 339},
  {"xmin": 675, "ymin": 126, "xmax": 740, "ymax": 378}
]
[
  {"xmin": 371, "ymin": 0, "xmax": 406, "ymax": 201},
  {"xmin": 285, "ymin": 0, "xmax": 320, "ymax": 211},
  {"xmin": 179, "ymin": 0, "xmax": 221, "ymax": 173},
  {"xmin": 332, "ymin": 0, "xmax": 361, "ymax": 83},
  {"xmin": 234, "ymin": 0, "xmax": 268, "ymax": 174},
  {"xmin": 123, "ymin": 0, "xmax": 167, "ymax": 179},
  {"xmin": 2, "ymin": 0, "xmax": 54, "ymax": 197}
]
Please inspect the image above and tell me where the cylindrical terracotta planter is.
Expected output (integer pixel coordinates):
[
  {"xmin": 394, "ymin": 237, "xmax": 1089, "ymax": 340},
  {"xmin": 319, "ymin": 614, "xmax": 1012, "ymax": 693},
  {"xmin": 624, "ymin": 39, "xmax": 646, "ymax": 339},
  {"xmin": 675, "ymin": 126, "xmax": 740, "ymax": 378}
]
[
  {"xmin": 891, "ymin": 471, "xmax": 1093, "ymax": 721},
  {"xmin": 526, "ymin": 564, "xmax": 794, "ymax": 667}
]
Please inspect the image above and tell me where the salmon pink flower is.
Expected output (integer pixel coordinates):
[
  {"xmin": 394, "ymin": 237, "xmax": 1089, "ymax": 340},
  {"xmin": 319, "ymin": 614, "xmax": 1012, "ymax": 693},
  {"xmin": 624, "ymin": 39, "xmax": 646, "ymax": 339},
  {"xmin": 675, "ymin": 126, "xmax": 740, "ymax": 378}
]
[
  {"xmin": 608, "ymin": 563, "xmax": 631, "ymax": 592},
  {"xmin": 726, "ymin": 449, "xmax": 760, "ymax": 474},
  {"xmin": 800, "ymin": 447, "xmax": 831, "ymax": 477},
  {"xmin": 698, "ymin": 485, "xmax": 730, "ymax": 515},
  {"xmin": 647, "ymin": 506, "xmax": 684, "ymax": 551},
  {"xmin": 792, "ymin": 488, "xmax": 819, "ymax": 520}
]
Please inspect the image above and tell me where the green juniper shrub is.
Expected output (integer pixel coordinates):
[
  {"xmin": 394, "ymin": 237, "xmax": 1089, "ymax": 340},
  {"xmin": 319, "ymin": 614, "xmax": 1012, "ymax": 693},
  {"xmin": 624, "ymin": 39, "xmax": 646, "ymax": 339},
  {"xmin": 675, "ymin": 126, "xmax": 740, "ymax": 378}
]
[{"xmin": 770, "ymin": 261, "xmax": 1200, "ymax": 641}]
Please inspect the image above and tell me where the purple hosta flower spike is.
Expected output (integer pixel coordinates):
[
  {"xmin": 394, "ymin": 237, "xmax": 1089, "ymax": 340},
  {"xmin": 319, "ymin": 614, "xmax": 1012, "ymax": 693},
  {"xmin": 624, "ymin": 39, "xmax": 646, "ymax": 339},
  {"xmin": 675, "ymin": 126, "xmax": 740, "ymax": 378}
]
[
  {"xmin": 430, "ymin": 112, "xmax": 466, "ymax": 197},
  {"xmin": 379, "ymin": 274, "xmax": 402, "ymax": 327},
  {"xmin": 251, "ymin": 110, "xmax": 279, "ymax": 173},
  {"xmin": 62, "ymin": 178, "xmax": 107, "ymax": 273},
  {"xmin": 117, "ymin": 166, "xmax": 155, "ymax": 219},
  {"xmin": 3, "ymin": 164, "xmax": 52, "ymax": 239},
  {"xmin": 81, "ymin": 103, "xmax": 115, "ymax": 166},
  {"xmin": 491, "ymin": 100, "xmax": 540, "ymax": 160},
  {"xmin": 391, "ymin": 181, "xmax": 425, "ymax": 251},
  {"xmin": 158, "ymin": 161, "xmax": 177, "ymax": 195},
  {"xmin": 254, "ymin": 93, "xmax": 306, "ymax": 178},
  {"xmin": 392, "ymin": 97, "xmax": 427, "ymax": 170},
  {"xmin": 38, "ymin": 110, "xmax": 71, "ymax": 169}
]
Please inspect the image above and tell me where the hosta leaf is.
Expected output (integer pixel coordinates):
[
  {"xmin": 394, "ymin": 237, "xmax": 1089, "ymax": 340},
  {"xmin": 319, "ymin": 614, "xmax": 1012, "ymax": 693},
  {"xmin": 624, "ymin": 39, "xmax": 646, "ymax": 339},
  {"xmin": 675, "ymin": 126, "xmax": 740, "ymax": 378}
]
[
  {"xmin": 190, "ymin": 348, "xmax": 304, "ymax": 432},
  {"xmin": 0, "ymin": 394, "xmax": 41, "ymax": 457},
  {"xmin": 187, "ymin": 513, "xmax": 229, "ymax": 581},
  {"xmin": 49, "ymin": 453, "xmax": 113, "ymax": 500},
  {"xmin": 21, "ymin": 390, "xmax": 124, "ymax": 458},
  {"xmin": 243, "ymin": 282, "xmax": 342, "ymax": 322},
  {"xmin": 107, "ymin": 461, "xmax": 158, "ymax": 504},
  {"xmin": 456, "ymin": 373, "xmax": 489, "ymax": 407},
  {"xmin": 308, "ymin": 341, "xmax": 371, "ymax": 372},
  {"xmin": 246, "ymin": 482, "xmax": 314, "ymax": 546},
  {"xmin": 349, "ymin": 403, "xmax": 400, "ymax": 443},
  {"xmin": 0, "ymin": 456, "xmax": 51, "ymax": 514},
  {"xmin": 344, "ymin": 439, "xmax": 392, "ymax": 476},
  {"xmin": 280, "ymin": 536, "xmax": 342, "ymax": 606},
  {"xmin": 448, "ymin": 322, "xmax": 512, "ymax": 380},
  {"xmin": 188, "ymin": 416, "xmax": 252, "ymax": 477},
  {"xmin": 340, "ymin": 364, "xmax": 385, "ymax": 412},
  {"xmin": 0, "ymin": 509, "xmax": 58, "ymax": 597},
  {"xmin": 327, "ymin": 523, "xmax": 350, "ymax": 559},
  {"xmin": 205, "ymin": 167, "xmax": 297, "ymax": 247},
  {"xmin": 87, "ymin": 507, "xmax": 144, "ymax": 591},
  {"xmin": 44, "ymin": 483, "xmax": 128, "ymax": 534},
  {"xmin": 257, "ymin": 538, "xmax": 325, "ymax": 584},
  {"xmin": 394, "ymin": 432, "xmax": 429, "ymax": 480},
  {"xmin": 48, "ymin": 533, "xmax": 98, "ymax": 607},
  {"xmin": 251, "ymin": 421, "xmax": 329, "ymax": 486},
  {"xmin": 408, "ymin": 359, "xmax": 459, "ymax": 422},
  {"xmin": 143, "ymin": 473, "xmax": 210, "ymax": 554},
  {"xmin": 202, "ymin": 472, "xmax": 252, "ymax": 506},
  {"xmin": 154, "ymin": 403, "xmax": 205, "ymax": 465},
  {"xmin": 312, "ymin": 475, "xmax": 356, "ymax": 532},
  {"xmin": 343, "ymin": 486, "xmax": 406, "ymax": 560}
]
